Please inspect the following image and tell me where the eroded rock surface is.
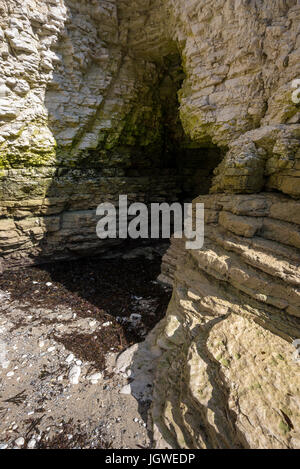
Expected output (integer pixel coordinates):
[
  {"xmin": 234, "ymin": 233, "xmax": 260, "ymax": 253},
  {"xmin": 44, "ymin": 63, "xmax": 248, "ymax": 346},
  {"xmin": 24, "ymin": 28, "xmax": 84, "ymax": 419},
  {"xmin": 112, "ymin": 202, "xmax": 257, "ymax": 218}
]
[
  {"xmin": 0, "ymin": 0, "xmax": 300, "ymax": 266},
  {"xmin": 153, "ymin": 193, "xmax": 300, "ymax": 448},
  {"xmin": 0, "ymin": 0, "xmax": 299, "ymax": 450}
]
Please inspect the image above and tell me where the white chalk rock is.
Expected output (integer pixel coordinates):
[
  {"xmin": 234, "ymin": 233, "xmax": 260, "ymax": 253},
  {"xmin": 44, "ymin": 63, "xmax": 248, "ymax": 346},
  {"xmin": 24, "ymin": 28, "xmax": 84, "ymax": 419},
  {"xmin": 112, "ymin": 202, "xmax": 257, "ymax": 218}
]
[
  {"xmin": 14, "ymin": 437, "xmax": 25, "ymax": 447},
  {"xmin": 120, "ymin": 384, "xmax": 132, "ymax": 395},
  {"xmin": 27, "ymin": 439, "xmax": 36, "ymax": 449},
  {"xmin": 102, "ymin": 321, "xmax": 112, "ymax": 327},
  {"xmin": 65, "ymin": 353, "xmax": 74, "ymax": 364},
  {"xmin": 68, "ymin": 365, "xmax": 81, "ymax": 385},
  {"xmin": 87, "ymin": 372, "xmax": 102, "ymax": 384}
]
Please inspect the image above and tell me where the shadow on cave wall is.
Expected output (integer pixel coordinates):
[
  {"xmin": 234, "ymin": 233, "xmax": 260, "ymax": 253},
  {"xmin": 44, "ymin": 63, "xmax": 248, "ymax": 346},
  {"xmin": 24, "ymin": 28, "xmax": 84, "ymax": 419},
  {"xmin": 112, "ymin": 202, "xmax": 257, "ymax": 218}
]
[
  {"xmin": 32, "ymin": 40, "xmax": 224, "ymax": 355},
  {"xmin": 35, "ymin": 22, "xmax": 225, "ymax": 267}
]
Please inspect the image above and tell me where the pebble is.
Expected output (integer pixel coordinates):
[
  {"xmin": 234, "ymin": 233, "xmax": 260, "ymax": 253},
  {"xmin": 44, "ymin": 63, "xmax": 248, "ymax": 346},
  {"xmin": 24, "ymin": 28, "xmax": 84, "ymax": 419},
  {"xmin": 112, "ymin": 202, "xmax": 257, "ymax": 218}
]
[
  {"xmin": 87, "ymin": 372, "xmax": 102, "ymax": 383},
  {"xmin": 130, "ymin": 313, "xmax": 142, "ymax": 321},
  {"xmin": 6, "ymin": 371, "xmax": 14, "ymax": 377},
  {"xmin": 47, "ymin": 346, "xmax": 55, "ymax": 352},
  {"xmin": 38, "ymin": 340, "xmax": 45, "ymax": 348},
  {"xmin": 0, "ymin": 443, "xmax": 8, "ymax": 449},
  {"xmin": 133, "ymin": 418, "xmax": 139, "ymax": 423},
  {"xmin": 68, "ymin": 365, "xmax": 81, "ymax": 385},
  {"xmin": 102, "ymin": 321, "xmax": 112, "ymax": 327},
  {"xmin": 120, "ymin": 384, "xmax": 131, "ymax": 395},
  {"xmin": 14, "ymin": 437, "xmax": 25, "ymax": 447},
  {"xmin": 46, "ymin": 282, "xmax": 52, "ymax": 287},
  {"xmin": 66, "ymin": 354, "xmax": 74, "ymax": 364},
  {"xmin": 27, "ymin": 438, "xmax": 36, "ymax": 449},
  {"xmin": 76, "ymin": 360, "xmax": 82, "ymax": 366}
]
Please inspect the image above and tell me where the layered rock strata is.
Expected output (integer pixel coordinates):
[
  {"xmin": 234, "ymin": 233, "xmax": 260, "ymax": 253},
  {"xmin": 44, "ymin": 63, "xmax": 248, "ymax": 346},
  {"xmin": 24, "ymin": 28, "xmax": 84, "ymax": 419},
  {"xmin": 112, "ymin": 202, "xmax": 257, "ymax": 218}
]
[
  {"xmin": 152, "ymin": 192, "xmax": 300, "ymax": 448},
  {"xmin": 0, "ymin": 0, "xmax": 300, "ymax": 450},
  {"xmin": 1, "ymin": 1, "xmax": 300, "ymax": 267}
]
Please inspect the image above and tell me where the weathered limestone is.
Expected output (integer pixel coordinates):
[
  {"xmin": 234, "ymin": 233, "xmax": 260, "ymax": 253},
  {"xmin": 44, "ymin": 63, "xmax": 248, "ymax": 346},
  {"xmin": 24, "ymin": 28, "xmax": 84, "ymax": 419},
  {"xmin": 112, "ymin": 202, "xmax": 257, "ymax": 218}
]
[
  {"xmin": 0, "ymin": 166, "xmax": 180, "ymax": 268},
  {"xmin": 0, "ymin": 0, "xmax": 182, "ymax": 267},
  {"xmin": 153, "ymin": 193, "xmax": 300, "ymax": 448},
  {"xmin": 169, "ymin": 1, "xmax": 300, "ymax": 196},
  {"xmin": 1, "ymin": 1, "xmax": 300, "ymax": 268},
  {"xmin": 0, "ymin": 0, "xmax": 219, "ymax": 267},
  {"xmin": 0, "ymin": 0, "xmax": 299, "ymax": 450}
]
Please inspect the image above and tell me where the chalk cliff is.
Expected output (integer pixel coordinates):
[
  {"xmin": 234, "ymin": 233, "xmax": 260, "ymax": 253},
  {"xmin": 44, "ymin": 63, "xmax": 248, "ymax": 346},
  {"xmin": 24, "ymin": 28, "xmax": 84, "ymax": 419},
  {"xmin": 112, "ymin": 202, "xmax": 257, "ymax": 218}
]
[
  {"xmin": 0, "ymin": 0, "xmax": 299, "ymax": 449},
  {"xmin": 154, "ymin": 193, "xmax": 300, "ymax": 448}
]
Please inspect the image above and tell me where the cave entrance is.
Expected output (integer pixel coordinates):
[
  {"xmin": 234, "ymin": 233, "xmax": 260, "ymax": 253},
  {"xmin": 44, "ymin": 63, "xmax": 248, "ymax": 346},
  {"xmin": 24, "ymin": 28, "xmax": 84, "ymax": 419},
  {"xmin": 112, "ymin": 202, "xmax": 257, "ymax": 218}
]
[
  {"xmin": 171, "ymin": 142, "xmax": 224, "ymax": 202},
  {"xmin": 124, "ymin": 53, "xmax": 224, "ymax": 205}
]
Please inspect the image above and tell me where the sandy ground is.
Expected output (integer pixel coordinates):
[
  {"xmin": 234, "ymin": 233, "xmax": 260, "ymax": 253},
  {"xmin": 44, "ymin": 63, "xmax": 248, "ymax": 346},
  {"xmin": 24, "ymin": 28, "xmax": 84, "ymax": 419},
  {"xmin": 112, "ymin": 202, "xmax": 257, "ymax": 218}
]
[
  {"xmin": 0, "ymin": 291, "xmax": 152, "ymax": 449},
  {"xmin": 0, "ymin": 246, "xmax": 171, "ymax": 449}
]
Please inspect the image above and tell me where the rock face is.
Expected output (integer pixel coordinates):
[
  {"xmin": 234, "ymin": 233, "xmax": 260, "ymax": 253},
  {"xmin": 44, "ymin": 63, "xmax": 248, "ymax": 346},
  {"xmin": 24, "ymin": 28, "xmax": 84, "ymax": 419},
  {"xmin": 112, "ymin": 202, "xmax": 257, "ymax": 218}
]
[
  {"xmin": 1, "ymin": 0, "xmax": 300, "ymax": 266},
  {"xmin": 0, "ymin": 0, "xmax": 184, "ymax": 267},
  {"xmin": 0, "ymin": 0, "xmax": 299, "ymax": 449},
  {"xmin": 153, "ymin": 193, "xmax": 300, "ymax": 449}
]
